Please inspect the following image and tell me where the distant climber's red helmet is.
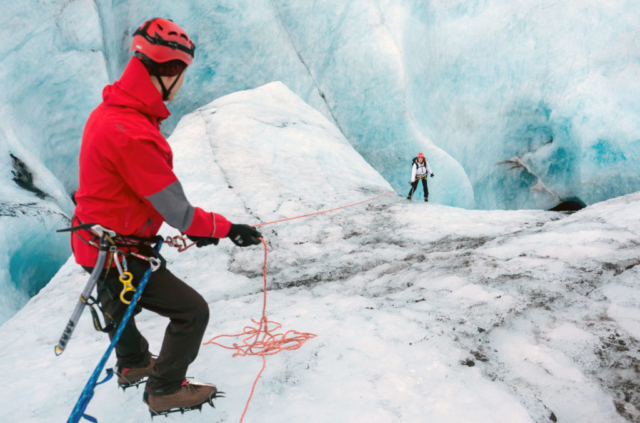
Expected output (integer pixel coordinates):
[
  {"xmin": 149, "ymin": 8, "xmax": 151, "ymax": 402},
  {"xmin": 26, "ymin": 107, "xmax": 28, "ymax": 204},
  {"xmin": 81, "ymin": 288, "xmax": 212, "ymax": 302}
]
[
  {"xmin": 131, "ymin": 18, "xmax": 195, "ymax": 65},
  {"xmin": 417, "ymin": 153, "xmax": 425, "ymax": 158}
]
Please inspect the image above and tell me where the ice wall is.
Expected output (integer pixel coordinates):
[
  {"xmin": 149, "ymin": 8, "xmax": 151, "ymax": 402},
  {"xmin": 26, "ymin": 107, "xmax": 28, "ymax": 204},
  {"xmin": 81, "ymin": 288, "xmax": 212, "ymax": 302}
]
[
  {"xmin": 386, "ymin": 0, "xmax": 640, "ymax": 209},
  {"xmin": 0, "ymin": 0, "xmax": 109, "ymax": 192},
  {"xmin": 4, "ymin": 0, "xmax": 640, "ymax": 210},
  {"xmin": 0, "ymin": 1, "xmax": 99, "ymax": 324},
  {"xmin": 0, "ymin": 147, "xmax": 73, "ymax": 325},
  {"xmin": 93, "ymin": 0, "xmax": 640, "ymax": 209}
]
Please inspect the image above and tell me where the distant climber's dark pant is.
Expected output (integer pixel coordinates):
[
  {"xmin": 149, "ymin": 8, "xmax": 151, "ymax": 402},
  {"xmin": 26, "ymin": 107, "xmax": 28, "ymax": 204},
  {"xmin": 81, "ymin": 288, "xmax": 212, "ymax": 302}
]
[
  {"xmin": 83, "ymin": 256, "xmax": 209, "ymax": 396},
  {"xmin": 409, "ymin": 177, "xmax": 428, "ymax": 199}
]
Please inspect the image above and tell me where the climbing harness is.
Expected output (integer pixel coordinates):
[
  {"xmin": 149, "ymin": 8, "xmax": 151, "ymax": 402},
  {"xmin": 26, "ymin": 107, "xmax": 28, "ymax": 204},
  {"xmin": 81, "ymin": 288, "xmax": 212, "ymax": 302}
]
[{"xmin": 55, "ymin": 223, "xmax": 164, "ymax": 354}]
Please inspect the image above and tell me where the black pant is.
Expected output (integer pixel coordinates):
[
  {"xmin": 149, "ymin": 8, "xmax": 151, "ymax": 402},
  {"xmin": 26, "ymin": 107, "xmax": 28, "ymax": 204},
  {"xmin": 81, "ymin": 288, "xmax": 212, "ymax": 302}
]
[
  {"xmin": 409, "ymin": 177, "xmax": 428, "ymax": 199},
  {"xmin": 83, "ymin": 256, "xmax": 209, "ymax": 396}
]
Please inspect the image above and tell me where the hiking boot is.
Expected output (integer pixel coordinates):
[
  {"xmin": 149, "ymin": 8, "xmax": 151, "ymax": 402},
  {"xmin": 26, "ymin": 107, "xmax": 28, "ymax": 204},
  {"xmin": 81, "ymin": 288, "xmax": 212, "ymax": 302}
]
[
  {"xmin": 144, "ymin": 380, "xmax": 218, "ymax": 416},
  {"xmin": 117, "ymin": 355, "xmax": 156, "ymax": 390},
  {"xmin": 424, "ymin": 197, "xmax": 429, "ymax": 202},
  {"xmin": 407, "ymin": 194, "xmax": 412, "ymax": 200}
]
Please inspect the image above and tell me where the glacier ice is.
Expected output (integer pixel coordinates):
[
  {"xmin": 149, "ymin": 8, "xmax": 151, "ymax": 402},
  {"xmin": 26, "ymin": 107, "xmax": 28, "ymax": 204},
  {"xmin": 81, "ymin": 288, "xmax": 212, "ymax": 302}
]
[
  {"xmin": 393, "ymin": 0, "xmax": 640, "ymax": 209},
  {"xmin": 0, "ymin": 126, "xmax": 74, "ymax": 325},
  {"xmin": 5, "ymin": 0, "xmax": 640, "ymax": 210},
  {"xmin": 1, "ymin": 83, "xmax": 638, "ymax": 422},
  {"xmin": 0, "ymin": 0, "xmax": 108, "ymax": 192},
  {"xmin": 0, "ymin": 0, "xmax": 104, "ymax": 324},
  {"xmin": 0, "ymin": 200, "xmax": 71, "ymax": 326}
]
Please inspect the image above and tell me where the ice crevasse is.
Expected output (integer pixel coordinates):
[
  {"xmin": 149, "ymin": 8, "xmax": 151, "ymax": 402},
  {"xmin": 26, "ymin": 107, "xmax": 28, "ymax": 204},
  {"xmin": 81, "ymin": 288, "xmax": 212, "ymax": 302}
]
[{"xmin": 0, "ymin": 82, "xmax": 639, "ymax": 423}]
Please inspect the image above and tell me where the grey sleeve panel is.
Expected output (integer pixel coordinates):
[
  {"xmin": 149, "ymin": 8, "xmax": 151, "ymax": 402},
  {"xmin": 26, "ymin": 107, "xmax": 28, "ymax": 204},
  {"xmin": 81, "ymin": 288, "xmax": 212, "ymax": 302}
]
[{"xmin": 146, "ymin": 180, "xmax": 195, "ymax": 232}]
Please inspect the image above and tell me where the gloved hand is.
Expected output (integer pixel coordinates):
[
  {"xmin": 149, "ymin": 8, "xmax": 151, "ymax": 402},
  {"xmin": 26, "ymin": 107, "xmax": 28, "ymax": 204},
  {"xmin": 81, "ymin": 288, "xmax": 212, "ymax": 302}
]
[
  {"xmin": 187, "ymin": 235, "xmax": 219, "ymax": 248},
  {"xmin": 227, "ymin": 224, "xmax": 262, "ymax": 247},
  {"xmin": 431, "ymin": 173, "xmax": 435, "ymax": 178}
]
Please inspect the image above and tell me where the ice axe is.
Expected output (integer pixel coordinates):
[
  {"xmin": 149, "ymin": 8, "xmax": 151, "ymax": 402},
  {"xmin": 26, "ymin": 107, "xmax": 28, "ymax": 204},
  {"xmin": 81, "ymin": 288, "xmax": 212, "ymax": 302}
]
[{"xmin": 54, "ymin": 227, "xmax": 114, "ymax": 356}]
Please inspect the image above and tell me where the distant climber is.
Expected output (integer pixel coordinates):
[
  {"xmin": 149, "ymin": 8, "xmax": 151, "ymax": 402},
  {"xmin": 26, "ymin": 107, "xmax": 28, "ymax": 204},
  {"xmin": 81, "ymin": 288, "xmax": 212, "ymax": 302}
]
[
  {"xmin": 407, "ymin": 153, "xmax": 434, "ymax": 202},
  {"xmin": 69, "ymin": 18, "xmax": 262, "ymax": 417}
]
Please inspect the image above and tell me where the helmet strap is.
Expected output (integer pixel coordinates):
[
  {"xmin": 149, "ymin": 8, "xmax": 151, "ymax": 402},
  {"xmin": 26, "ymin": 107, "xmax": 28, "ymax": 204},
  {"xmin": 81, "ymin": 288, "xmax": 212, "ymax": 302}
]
[
  {"xmin": 166, "ymin": 67, "xmax": 185, "ymax": 100},
  {"xmin": 146, "ymin": 60, "xmax": 185, "ymax": 101}
]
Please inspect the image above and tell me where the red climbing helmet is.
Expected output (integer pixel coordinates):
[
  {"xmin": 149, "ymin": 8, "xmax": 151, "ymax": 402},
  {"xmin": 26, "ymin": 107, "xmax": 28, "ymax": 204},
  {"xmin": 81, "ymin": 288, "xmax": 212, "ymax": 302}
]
[
  {"xmin": 417, "ymin": 153, "xmax": 425, "ymax": 158},
  {"xmin": 131, "ymin": 18, "xmax": 195, "ymax": 65}
]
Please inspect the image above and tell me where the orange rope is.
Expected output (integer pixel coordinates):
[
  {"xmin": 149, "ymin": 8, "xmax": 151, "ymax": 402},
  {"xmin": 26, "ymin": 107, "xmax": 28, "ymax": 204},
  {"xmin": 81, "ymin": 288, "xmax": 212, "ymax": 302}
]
[
  {"xmin": 203, "ymin": 183, "xmax": 410, "ymax": 422},
  {"xmin": 204, "ymin": 239, "xmax": 316, "ymax": 422},
  {"xmin": 164, "ymin": 235, "xmax": 198, "ymax": 252},
  {"xmin": 252, "ymin": 182, "xmax": 411, "ymax": 227},
  {"xmin": 167, "ymin": 183, "xmax": 410, "ymax": 252}
]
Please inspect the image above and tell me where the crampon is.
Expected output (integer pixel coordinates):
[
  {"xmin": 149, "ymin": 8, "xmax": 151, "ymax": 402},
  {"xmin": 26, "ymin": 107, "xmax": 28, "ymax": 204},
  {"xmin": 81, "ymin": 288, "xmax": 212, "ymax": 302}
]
[
  {"xmin": 114, "ymin": 357, "xmax": 156, "ymax": 391},
  {"xmin": 144, "ymin": 391, "xmax": 225, "ymax": 418},
  {"xmin": 118, "ymin": 377, "xmax": 148, "ymax": 391}
]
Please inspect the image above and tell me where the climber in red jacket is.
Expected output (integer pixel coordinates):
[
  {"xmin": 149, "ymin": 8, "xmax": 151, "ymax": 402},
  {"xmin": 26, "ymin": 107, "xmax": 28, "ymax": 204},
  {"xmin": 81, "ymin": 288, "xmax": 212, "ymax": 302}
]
[{"xmin": 72, "ymin": 18, "xmax": 261, "ymax": 416}]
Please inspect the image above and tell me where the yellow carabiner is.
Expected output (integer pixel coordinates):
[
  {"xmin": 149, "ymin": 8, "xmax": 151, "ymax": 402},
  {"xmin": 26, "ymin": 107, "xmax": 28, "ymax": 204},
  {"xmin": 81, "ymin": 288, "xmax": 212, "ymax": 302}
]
[{"xmin": 119, "ymin": 272, "xmax": 135, "ymax": 305}]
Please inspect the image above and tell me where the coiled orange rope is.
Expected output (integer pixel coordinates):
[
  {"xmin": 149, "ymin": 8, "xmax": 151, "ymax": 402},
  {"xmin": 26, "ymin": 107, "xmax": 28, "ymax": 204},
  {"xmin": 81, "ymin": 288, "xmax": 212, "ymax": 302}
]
[{"xmin": 204, "ymin": 239, "xmax": 316, "ymax": 422}]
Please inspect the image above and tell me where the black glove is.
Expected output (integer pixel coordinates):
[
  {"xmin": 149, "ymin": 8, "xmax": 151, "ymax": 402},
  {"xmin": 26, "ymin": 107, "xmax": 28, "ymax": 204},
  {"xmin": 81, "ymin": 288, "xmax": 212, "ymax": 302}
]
[
  {"xmin": 431, "ymin": 173, "xmax": 435, "ymax": 178},
  {"xmin": 227, "ymin": 224, "xmax": 262, "ymax": 247},
  {"xmin": 187, "ymin": 235, "xmax": 220, "ymax": 248}
]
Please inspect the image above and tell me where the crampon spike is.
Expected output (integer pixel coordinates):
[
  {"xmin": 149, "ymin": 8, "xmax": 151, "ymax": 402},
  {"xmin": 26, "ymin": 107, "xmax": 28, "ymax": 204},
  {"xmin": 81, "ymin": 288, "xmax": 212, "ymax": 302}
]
[{"xmin": 148, "ymin": 400, "xmax": 214, "ymax": 418}]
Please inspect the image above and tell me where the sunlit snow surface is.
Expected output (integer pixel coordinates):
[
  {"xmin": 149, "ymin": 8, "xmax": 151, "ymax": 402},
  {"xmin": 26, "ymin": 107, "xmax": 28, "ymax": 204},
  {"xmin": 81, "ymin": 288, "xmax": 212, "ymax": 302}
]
[{"xmin": 0, "ymin": 84, "xmax": 638, "ymax": 422}]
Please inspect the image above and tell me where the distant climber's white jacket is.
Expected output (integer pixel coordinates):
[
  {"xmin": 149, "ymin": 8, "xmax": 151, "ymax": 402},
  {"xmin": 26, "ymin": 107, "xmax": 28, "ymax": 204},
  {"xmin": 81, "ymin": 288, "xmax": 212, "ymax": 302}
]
[{"xmin": 412, "ymin": 161, "xmax": 432, "ymax": 182}]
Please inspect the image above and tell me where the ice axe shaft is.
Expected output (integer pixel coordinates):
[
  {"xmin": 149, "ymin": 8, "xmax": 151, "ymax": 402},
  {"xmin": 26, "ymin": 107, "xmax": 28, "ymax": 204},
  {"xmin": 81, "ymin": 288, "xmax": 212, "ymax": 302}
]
[{"xmin": 55, "ymin": 234, "xmax": 110, "ymax": 356}]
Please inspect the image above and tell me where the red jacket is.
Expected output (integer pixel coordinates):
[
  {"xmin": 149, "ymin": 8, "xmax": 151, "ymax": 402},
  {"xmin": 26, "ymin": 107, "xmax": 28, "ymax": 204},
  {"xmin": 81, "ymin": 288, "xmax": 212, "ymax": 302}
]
[{"xmin": 73, "ymin": 57, "xmax": 231, "ymax": 267}]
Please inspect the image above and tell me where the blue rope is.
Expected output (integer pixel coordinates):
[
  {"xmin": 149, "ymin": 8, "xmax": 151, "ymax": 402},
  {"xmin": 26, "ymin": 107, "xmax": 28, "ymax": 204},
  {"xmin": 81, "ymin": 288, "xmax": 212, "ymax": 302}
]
[
  {"xmin": 77, "ymin": 368, "xmax": 114, "ymax": 422},
  {"xmin": 68, "ymin": 242, "xmax": 162, "ymax": 423}
]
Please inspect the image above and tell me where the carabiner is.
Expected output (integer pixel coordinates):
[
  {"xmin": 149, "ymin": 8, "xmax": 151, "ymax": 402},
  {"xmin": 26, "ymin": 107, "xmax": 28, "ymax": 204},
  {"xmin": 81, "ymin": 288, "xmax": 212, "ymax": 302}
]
[
  {"xmin": 114, "ymin": 250, "xmax": 127, "ymax": 279},
  {"xmin": 149, "ymin": 258, "xmax": 161, "ymax": 272},
  {"xmin": 119, "ymin": 272, "xmax": 135, "ymax": 305}
]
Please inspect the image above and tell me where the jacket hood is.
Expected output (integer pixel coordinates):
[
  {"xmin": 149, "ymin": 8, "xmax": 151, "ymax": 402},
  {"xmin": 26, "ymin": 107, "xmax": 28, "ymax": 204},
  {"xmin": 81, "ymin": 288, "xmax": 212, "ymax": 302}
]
[{"xmin": 103, "ymin": 57, "xmax": 170, "ymax": 122}]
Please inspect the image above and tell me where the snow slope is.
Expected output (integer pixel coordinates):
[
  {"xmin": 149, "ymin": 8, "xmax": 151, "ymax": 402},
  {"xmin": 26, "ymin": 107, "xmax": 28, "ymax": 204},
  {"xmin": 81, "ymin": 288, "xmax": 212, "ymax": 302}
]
[{"xmin": 1, "ymin": 83, "xmax": 638, "ymax": 423}]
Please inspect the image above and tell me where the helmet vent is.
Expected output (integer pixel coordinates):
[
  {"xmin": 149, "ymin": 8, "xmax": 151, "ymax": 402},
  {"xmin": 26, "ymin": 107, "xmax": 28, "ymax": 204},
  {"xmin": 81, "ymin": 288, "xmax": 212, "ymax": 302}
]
[{"xmin": 132, "ymin": 18, "xmax": 195, "ymax": 64}]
